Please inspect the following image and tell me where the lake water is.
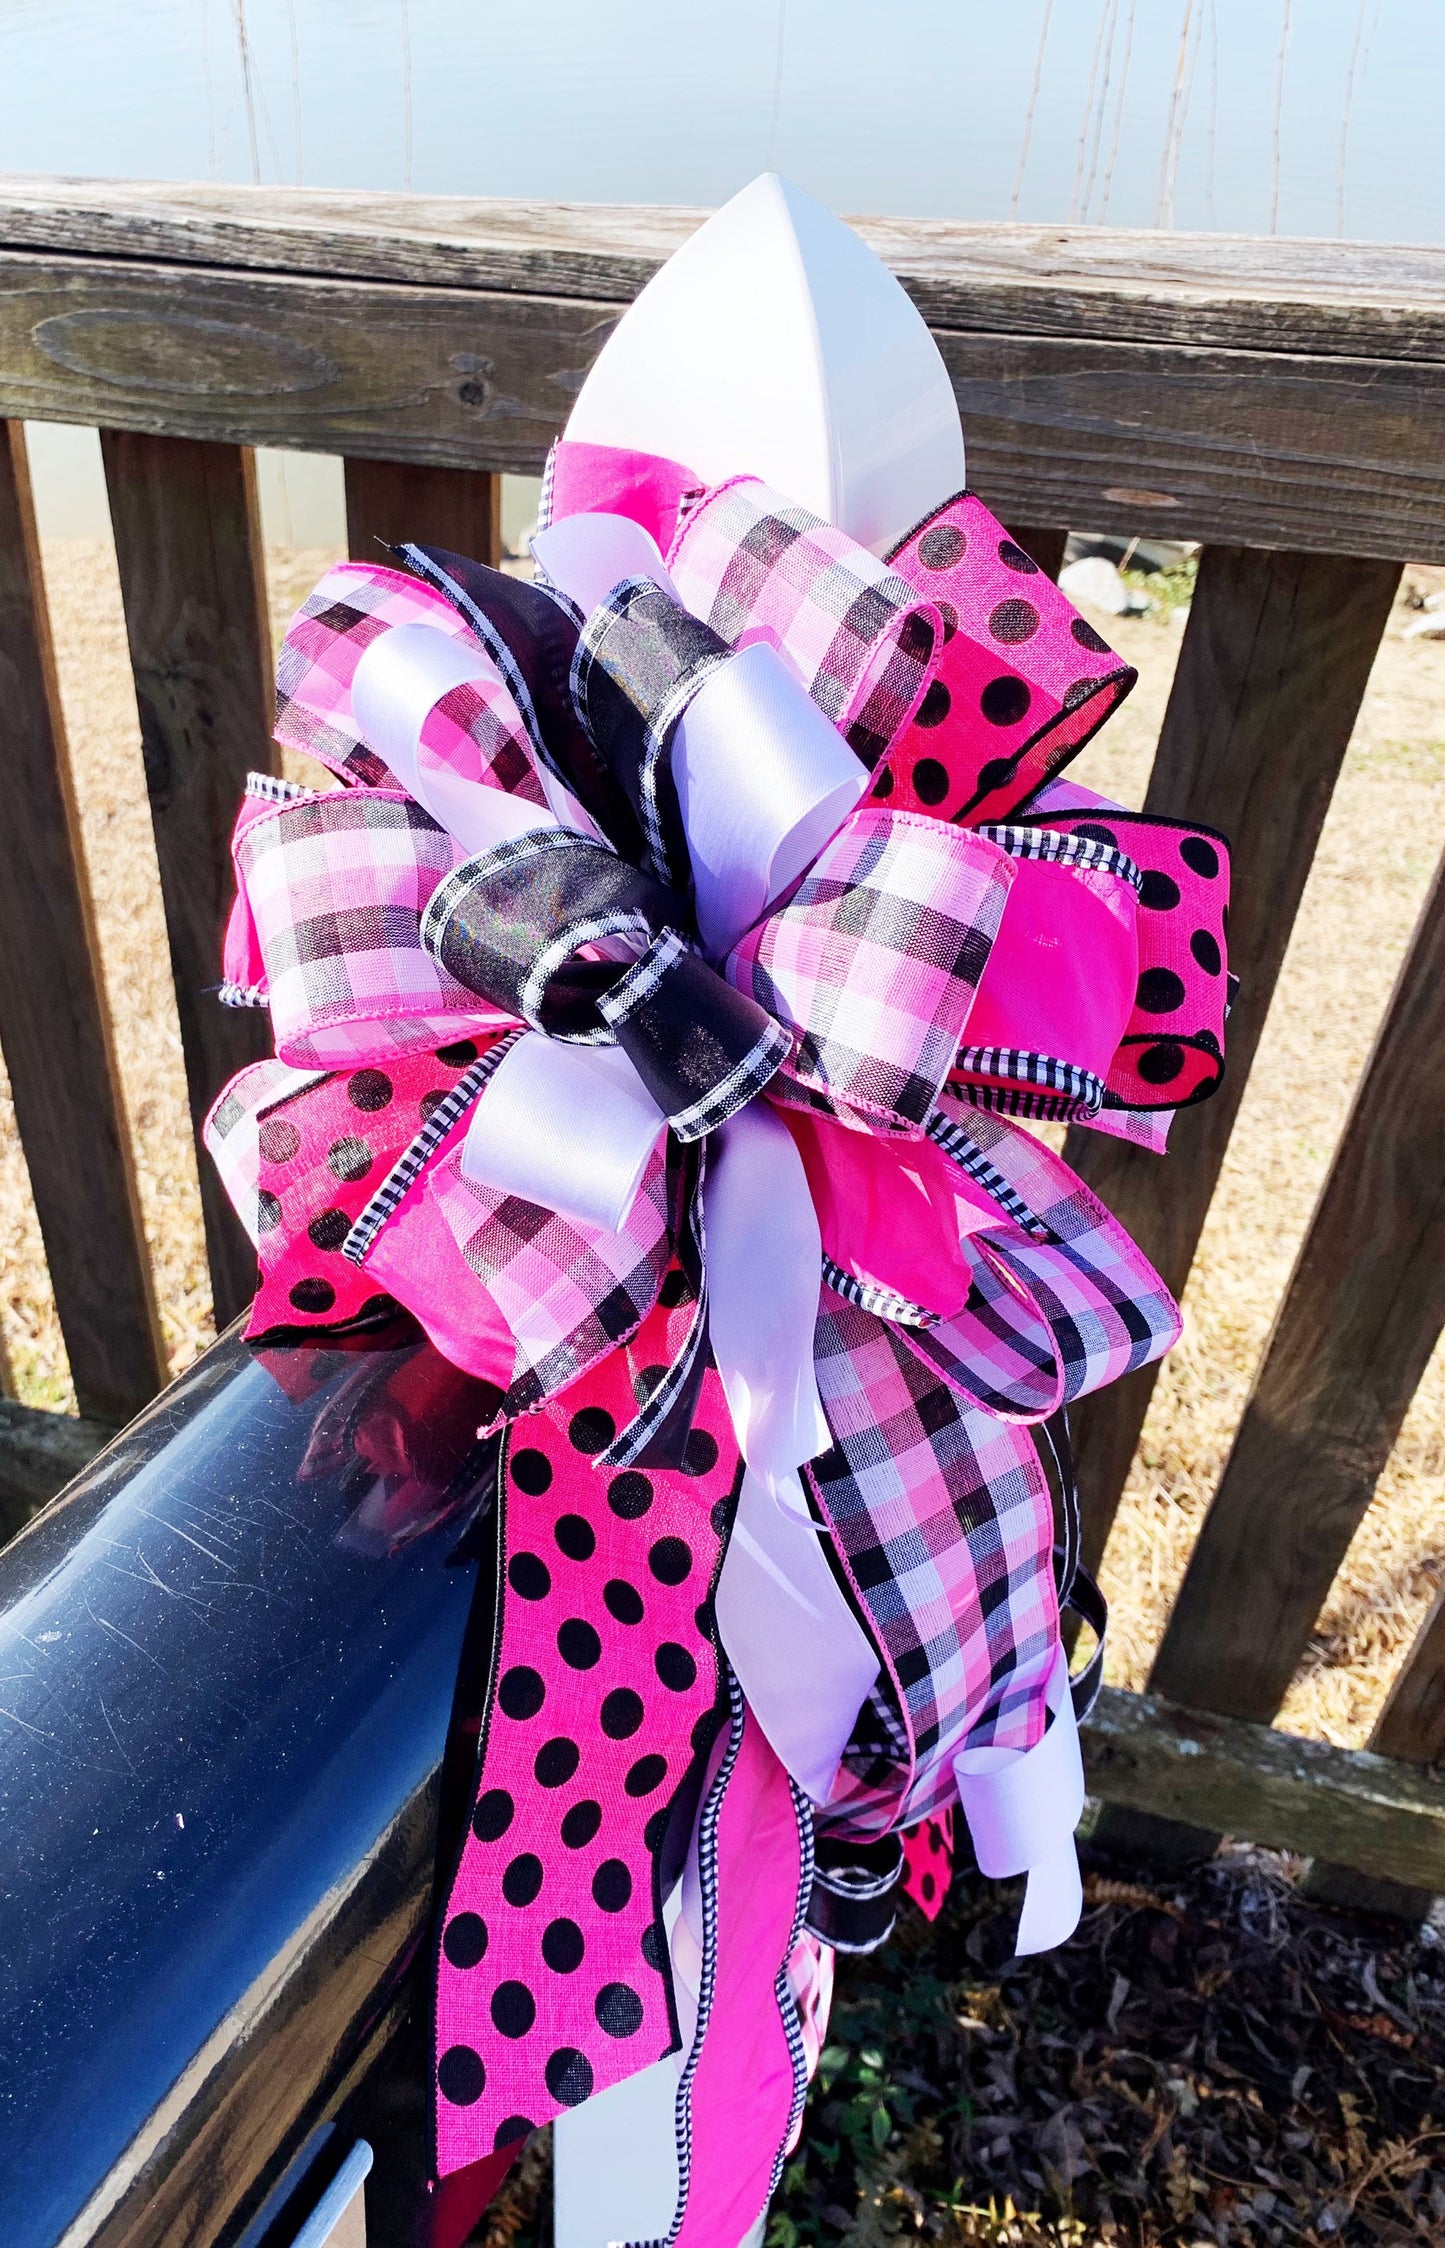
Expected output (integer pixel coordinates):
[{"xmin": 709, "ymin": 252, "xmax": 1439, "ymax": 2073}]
[{"xmin": 5, "ymin": 0, "xmax": 1442, "ymax": 543}]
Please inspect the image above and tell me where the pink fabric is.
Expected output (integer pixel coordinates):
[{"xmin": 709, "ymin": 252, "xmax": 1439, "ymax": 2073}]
[
  {"xmin": 727, "ymin": 806, "xmax": 1015, "ymax": 1137},
  {"xmin": 673, "ymin": 1706, "xmax": 810, "ymax": 2248},
  {"xmin": 235, "ymin": 790, "xmax": 508, "ymax": 1066},
  {"xmin": 365, "ymin": 1182, "xmax": 515, "ymax": 1386},
  {"xmin": 786, "ymin": 1111, "xmax": 1006, "ymax": 1318},
  {"xmin": 202, "ymin": 1045, "xmax": 499, "ymax": 1341},
  {"xmin": 547, "ymin": 438, "xmax": 703, "ymax": 556},
  {"xmin": 877, "ymin": 493, "xmax": 1135, "ymax": 826},
  {"xmin": 1033, "ymin": 808, "xmax": 1231, "ymax": 1111},
  {"xmin": 434, "ymin": 1349, "xmax": 735, "ymax": 2176},
  {"xmin": 900, "ymin": 1812, "xmax": 953, "ymax": 1923},
  {"xmin": 959, "ymin": 848, "xmax": 1139, "ymax": 1088}
]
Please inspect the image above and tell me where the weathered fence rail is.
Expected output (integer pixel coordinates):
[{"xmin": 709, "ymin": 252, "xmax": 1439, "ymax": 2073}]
[{"xmin": 0, "ymin": 176, "xmax": 1442, "ymax": 1904}]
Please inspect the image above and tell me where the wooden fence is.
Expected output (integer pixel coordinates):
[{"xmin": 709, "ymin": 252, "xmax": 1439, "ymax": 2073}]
[{"xmin": 1, "ymin": 177, "xmax": 1442, "ymax": 1909}]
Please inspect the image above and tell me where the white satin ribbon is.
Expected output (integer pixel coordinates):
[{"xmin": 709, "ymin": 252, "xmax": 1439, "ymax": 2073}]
[
  {"xmin": 700, "ymin": 1102, "xmax": 830, "ymax": 1489},
  {"xmin": 715, "ymin": 1467, "xmax": 880, "ymax": 1805},
  {"xmin": 351, "ymin": 622, "xmax": 558, "ymax": 855},
  {"xmin": 461, "ymin": 1037, "xmax": 665, "ymax": 1236},
  {"xmin": 673, "ymin": 642, "xmax": 867, "ymax": 955},
  {"xmin": 531, "ymin": 511, "xmax": 678, "ymax": 609},
  {"xmin": 954, "ymin": 1644, "xmax": 1085, "ymax": 1956}
]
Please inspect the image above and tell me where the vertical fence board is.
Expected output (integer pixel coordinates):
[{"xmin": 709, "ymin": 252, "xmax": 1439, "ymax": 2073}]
[
  {"xmin": 1063, "ymin": 547, "xmax": 1403, "ymax": 1571},
  {"xmin": 0, "ymin": 422, "xmax": 164, "ymax": 1422},
  {"xmin": 100, "ymin": 431, "xmax": 275, "ymax": 1332},
  {"xmin": 1304, "ymin": 1586, "xmax": 1445, "ymax": 1918},
  {"xmin": 1372, "ymin": 1585, "xmax": 1445, "ymax": 1767},
  {"xmin": 1149, "ymin": 846, "xmax": 1445, "ymax": 1721},
  {"xmin": 1007, "ymin": 525, "xmax": 1067, "ymax": 581},
  {"xmin": 344, "ymin": 460, "xmax": 502, "ymax": 568}
]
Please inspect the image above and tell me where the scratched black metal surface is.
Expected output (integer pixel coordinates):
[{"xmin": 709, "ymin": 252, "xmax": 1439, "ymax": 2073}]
[{"xmin": 0, "ymin": 1328, "xmax": 498, "ymax": 2248}]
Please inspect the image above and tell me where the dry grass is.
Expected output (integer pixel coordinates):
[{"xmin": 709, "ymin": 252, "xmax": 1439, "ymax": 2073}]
[
  {"xmin": 1066, "ymin": 579, "xmax": 1445, "ymax": 1751},
  {"xmin": 1, "ymin": 539, "xmax": 1441, "ymax": 1753}
]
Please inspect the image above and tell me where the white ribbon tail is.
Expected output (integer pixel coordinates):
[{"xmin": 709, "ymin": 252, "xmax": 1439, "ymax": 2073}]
[
  {"xmin": 700, "ymin": 1100, "xmax": 830, "ymax": 1478},
  {"xmin": 715, "ymin": 1468, "xmax": 879, "ymax": 1806},
  {"xmin": 954, "ymin": 1643, "xmax": 1086, "ymax": 1957}
]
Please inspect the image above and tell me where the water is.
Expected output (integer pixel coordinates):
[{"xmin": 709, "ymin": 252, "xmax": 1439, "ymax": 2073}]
[
  {"xmin": 1, "ymin": 0, "xmax": 1439, "ymax": 240},
  {"xmin": 6, "ymin": 0, "xmax": 1442, "ymax": 543}
]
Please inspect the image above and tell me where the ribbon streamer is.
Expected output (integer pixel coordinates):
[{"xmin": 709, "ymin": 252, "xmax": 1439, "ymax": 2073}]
[{"xmin": 203, "ymin": 446, "xmax": 1228, "ymax": 2225}]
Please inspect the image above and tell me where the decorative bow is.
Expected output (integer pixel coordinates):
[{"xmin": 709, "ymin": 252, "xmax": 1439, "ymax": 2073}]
[
  {"xmin": 208, "ymin": 464, "xmax": 1225, "ymax": 1800},
  {"xmin": 205, "ymin": 458, "xmax": 1232, "ymax": 2213}
]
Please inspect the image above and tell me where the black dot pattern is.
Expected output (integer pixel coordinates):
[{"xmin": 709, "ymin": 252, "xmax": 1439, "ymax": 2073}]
[
  {"xmin": 604, "ymin": 1579, "xmax": 645, "ymax": 1625},
  {"xmin": 1137, "ymin": 967, "xmax": 1187, "ymax": 1015},
  {"xmin": 914, "ymin": 680, "xmax": 951, "ymax": 728},
  {"xmin": 509, "ymin": 1552, "xmax": 552, "ymax": 1601},
  {"xmin": 347, "ymin": 1068, "xmax": 393, "ymax": 1112},
  {"xmin": 307, "ymin": 1208, "xmax": 351, "ymax": 1252},
  {"xmin": 545, "ymin": 2048, "xmax": 594, "ymax": 2105},
  {"xmin": 988, "ymin": 598, "xmax": 1040, "ymax": 644},
  {"xmin": 472, "ymin": 1789, "xmax": 514, "ymax": 1843},
  {"xmin": 433, "ymin": 1358, "xmax": 733, "ymax": 2166},
  {"xmin": 326, "ymin": 1136, "xmax": 373, "ymax": 1183},
  {"xmin": 438, "ymin": 2045, "xmax": 486, "ymax": 2105},
  {"xmin": 502, "ymin": 1853, "xmax": 543, "ymax": 1906},
  {"xmin": 259, "ymin": 1118, "xmax": 300, "ymax": 1165},
  {"xmin": 595, "ymin": 1983, "xmax": 644, "ymax": 2038},
  {"xmin": 865, "ymin": 489, "xmax": 1134, "ymax": 830},
  {"xmin": 918, "ymin": 523, "xmax": 966, "ymax": 570},
  {"xmin": 542, "ymin": 1917, "xmax": 585, "ymax": 1973},
  {"xmin": 980, "ymin": 675, "xmax": 1032, "ymax": 728},
  {"xmin": 1030, "ymin": 812, "xmax": 1230, "ymax": 1111},
  {"xmin": 911, "ymin": 758, "xmax": 949, "ymax": 807},
  {"xmin": 535, "ymin": 1737, "xmax": 580, "ymax": 1788},
  {"xmin": 443, "ymin": 1913, "xmax": 489, "ymax": 1969}
]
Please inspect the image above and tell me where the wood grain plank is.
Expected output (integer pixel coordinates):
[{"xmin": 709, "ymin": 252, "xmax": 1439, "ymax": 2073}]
[
  {"xmin": 344, "ymin": 457, "xmax": 500, "ymax": 568},
  {"xmin": 4, "ymin": 178, "xmax": 1445, "ymax": 363},
  {"xmin": 1303, "ymin": 1586, "xmax": 1445, "ymax": 1920},
  {"xmin": 1082, "ymin": 1686, "xmax": 1445, "ymax": 1894},
  {"xmin": 1, "ymin": 254, "xmax": 1444, "ymax": 561},
  {"xmin": 1063, "ymin": 547, "xmax": 1402, "ymax": 1573},
  {"xmin": 0, "ymin": 421, "xmax": 165, "ymax": 1420},
  {"xmin": 1372, "ymin": 1584, "xmax": 1445, "ymax": 1767},
  {"xmin": 0, "ymin": 1398, "xmax": 116, "ymax": 1546},
  {"xmin": 100, "ymin": 431, "xmax": 274, "ymax": 1329},
  {"xmin": 1149, "ymin": 847, "xmax": 1445, "ymax": 1721}
]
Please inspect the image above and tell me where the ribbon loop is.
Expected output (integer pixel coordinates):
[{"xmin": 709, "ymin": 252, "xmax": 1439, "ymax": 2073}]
[
  {"xmin": 420, "ymin": 828, "xmax": 685, "ymax": 1039},
  {"xmin": 573, "ymin": 575, "xmax": 734, "ymax": 888},
  {"xmin": 598, "ymin": 930, "xmax": 792, "ymax": 1143}
]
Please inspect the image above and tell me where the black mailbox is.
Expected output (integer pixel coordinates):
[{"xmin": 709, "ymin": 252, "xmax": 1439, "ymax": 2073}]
[{"xmin": 0, "ymin": 1326, "xmax": 502, "ymax": 2247}]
